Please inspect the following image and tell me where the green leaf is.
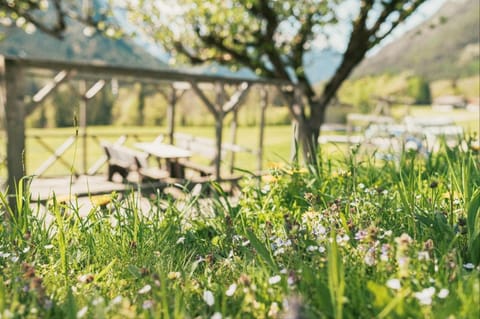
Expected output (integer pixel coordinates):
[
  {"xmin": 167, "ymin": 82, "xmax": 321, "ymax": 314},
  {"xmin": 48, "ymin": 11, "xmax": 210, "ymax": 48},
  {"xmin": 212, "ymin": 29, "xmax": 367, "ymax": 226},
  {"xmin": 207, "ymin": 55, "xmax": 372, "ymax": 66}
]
[{"xmin": 245, "ymin": 228, "xmax": 278, "ymax": 272}]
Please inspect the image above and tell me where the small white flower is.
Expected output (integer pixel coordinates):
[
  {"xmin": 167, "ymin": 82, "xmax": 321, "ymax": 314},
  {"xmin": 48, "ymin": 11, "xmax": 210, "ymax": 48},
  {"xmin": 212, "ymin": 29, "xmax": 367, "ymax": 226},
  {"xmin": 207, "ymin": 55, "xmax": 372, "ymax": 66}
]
[
  {"xmin": 111, "ymin": 295, "xmax": 122, "ymax": 305},
  {"xmin": 211, "ymin": 312, "xmax": 222, "ymax": 319},
  {"xmin": 273, "ymin": 247, "xmax": 285, "ymax": 256},
  {"xmin": 138, "ymin": 284, "xmax": 151, "ymax": 294},
  {"xmin": 318, "ymin": 246, "xmax": 326, "ymax": 253},
  {"xmin": 0, "ymin": 252, "xmax": 11, "ymax": 258},
  {"xmin": 437, "ymin": 288, "xmax": 449, "ymax": 299},
  {"xmin": 386, "ymin": 278, "xmax": 401, "ymax": 290},
  {"xmin": 203, "ymin": 290, "xmax": 215, "ymax": 306},
  {"xmin": 44, "ymin": 244, "xmax": 54, "ymax": 249},
  {"xmin": 142, "ymin": 300, "xmax": 154, "ymax": 309},
  {"xmin": 23, "ymin": 247, "xmax": 30, "ymax": 253},
  {"xmin": 307, "ymin": 245, "xmax": 318, "ymax": 252},
  {"xmin": 76, "ymin": 306, "xmax": 88, "ymax": 318},
  {"xmin": 358, "ymin": 183, "xmax": 365, "ymax": 189},
  {"xmin": 176, "ymin": 237, "xmax": 185, "ymax": 244},
  {"xmin": 226, "ymin": 283, "xmax": 237, "ymax": 297},
  {"xmin": 268, "ymin": 275, "xmax": 281, "ymax": 285},
  {"xmin": 414, "ymin": 287, "xmax": 435, "ymax": 305},
  {"xmin": 11, "ymin": 256, "xmax": 19, "ymax": 263},
  {"xmin": 280, "ymin": 268, "xmax": 288, "ymax": 274},
  {"xmin": 417, "ymin": 251, "xmax": 430, "ymax": 261}
]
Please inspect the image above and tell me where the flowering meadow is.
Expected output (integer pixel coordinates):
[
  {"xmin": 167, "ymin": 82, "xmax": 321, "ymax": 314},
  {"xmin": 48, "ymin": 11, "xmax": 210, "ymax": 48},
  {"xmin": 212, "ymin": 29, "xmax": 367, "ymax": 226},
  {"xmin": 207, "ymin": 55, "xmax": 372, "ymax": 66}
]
[{"xmin": 0, "ymin": 139, "xmax": 479, "ymax": 318}]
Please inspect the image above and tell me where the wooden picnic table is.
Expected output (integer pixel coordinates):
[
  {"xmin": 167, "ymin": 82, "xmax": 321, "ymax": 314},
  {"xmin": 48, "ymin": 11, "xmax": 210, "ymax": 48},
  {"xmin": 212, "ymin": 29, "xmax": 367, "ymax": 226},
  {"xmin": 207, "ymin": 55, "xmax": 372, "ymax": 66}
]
[{"xmin": 134, "ymin": 142, "xmax": 192, "ymax": 178}]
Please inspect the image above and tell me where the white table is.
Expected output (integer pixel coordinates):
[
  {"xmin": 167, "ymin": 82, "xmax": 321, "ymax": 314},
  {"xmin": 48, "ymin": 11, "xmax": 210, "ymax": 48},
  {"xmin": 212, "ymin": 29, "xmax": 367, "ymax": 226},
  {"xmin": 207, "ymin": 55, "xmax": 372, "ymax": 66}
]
[{"xmin": 134, "ymin": 142, "xmax": 192, "ymax": 178}]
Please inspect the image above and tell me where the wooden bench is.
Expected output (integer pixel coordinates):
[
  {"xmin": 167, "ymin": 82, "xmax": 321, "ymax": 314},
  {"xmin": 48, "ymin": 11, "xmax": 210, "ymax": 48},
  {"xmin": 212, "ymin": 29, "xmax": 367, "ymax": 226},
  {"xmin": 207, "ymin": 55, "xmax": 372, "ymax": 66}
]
[{"xmin": 101, "ymin": 142, "xmax": 169, "ymax": 183}]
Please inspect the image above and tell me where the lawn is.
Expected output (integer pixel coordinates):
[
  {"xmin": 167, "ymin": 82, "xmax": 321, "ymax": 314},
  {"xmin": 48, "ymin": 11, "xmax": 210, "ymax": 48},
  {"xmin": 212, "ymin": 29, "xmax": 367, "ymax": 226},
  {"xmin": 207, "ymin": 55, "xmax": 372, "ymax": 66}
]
[{"xmin": 0, "ymin": 135, "xmax": 479, "ymax": 318}]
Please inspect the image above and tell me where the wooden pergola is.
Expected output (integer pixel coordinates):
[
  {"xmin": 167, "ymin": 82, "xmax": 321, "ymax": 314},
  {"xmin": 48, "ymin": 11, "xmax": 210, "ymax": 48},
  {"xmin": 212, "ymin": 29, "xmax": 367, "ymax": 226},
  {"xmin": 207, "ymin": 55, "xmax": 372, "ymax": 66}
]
[{"xmin": 0, "ymin": 55, "xmax": 294, "ymax": 197}]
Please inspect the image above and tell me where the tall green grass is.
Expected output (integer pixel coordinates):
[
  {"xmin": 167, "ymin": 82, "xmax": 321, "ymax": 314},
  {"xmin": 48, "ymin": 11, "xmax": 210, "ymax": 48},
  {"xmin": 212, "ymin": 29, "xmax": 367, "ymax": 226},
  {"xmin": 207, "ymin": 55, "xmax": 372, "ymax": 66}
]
[{"xmin": 0, "ymin": 137, "xmax": 479, "ymax": 318}]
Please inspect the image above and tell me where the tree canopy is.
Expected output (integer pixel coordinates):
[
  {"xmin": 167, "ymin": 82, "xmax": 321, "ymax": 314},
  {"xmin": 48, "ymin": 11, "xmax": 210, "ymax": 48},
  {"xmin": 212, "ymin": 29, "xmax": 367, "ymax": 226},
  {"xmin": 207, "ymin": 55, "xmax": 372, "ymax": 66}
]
[{"xmin": 131, "ymin": 0, "xmax": 430, "ymax": 162}]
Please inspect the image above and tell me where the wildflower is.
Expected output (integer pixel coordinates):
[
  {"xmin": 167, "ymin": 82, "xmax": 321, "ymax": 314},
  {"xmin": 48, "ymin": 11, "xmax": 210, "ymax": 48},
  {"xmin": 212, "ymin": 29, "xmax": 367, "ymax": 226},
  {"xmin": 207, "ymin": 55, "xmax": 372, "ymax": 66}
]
[
  {"xmin": 226, "ymin": 283, "xmax": 237, "ymax": 297},
  {"xmin": 364, "ymin": 247, "xmax": 376, "ymax": 266},
  {"xmin": 395, "ymin": 233, "xmax": 413, "ymax": 246},
  {"xmin": 110, "ymin": 295, "xmax": 123, "ymax": 305},
  {"xmin": 380, "ymin": 244, "xmax": 390, "ymax": 262},
  {"xmin": 138, "ymin": 284, "xmax": 151, "ymax": 294},
  {"xmin": 44, "ymin": 244, "xmax": 54, "ymax": 250},
  {"xmin": 203, "ymin": 290, "xmax": 215, "ymax": 306},
  {"xmin": 336, "ymin": 234, "xmax": 350, "ymax": 245},
  {"xmin": 417, "ymin": 251, "xmax": 430, "ymax": 261},
  {"xmin": 386, "ymin": 278, "xmax": 401, "ymax": 290},
  {"xmin": 273, "ymin": 247, "xmax": 285, "ymax": 256},
  {"xmin": 306, "ymin": 245, "xmax": 318, "ymax": 252},
  {"xmin": 414, "ymin": 287, "xmax": 435, "ymax": 305},
  {"xmin": 142, "ymin": 300, "xmax": 154, "ymax": 310},
  {"xmin": 211, "ymin": 312, "xmax": 222, "ymax": 319},
  {"xmin": 383, "ymin": 230, "xmax": 392, "ymax": 237},
  {"xmin": 167, "ymin": 272, "xmax": 181, "ymax": 280},
  {"xmin": 318, "ymin": 246, "xmax": 326, "ymax": 253},
  {"xmin": 268, "ymin": 302, "xmax": 280, "ymax": 317},
  {"xmin": 176, "ymin": 237, "xmax": 185, "ymax": 244},
  {"xmin": 437, "ymin": 288, "xmax": 449, "ymax": 299},
  {"xmin": 76, "ymin": 306, "xmax": 88, "ymax": 318},
  {"xmin": 268, "ymin": 275, "xmax": 281, "ymax": 285},
  {"xmin": 355, "ymin": 230, "xmax": 368, "ymax": 241}
]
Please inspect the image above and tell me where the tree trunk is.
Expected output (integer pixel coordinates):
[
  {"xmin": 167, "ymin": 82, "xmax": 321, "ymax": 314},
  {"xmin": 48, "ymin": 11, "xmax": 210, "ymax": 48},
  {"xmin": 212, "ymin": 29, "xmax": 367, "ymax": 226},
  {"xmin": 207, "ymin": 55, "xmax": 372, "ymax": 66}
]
[{"xmin": 295, "ymin": 46, "xmax": 368, "ymax": 166}]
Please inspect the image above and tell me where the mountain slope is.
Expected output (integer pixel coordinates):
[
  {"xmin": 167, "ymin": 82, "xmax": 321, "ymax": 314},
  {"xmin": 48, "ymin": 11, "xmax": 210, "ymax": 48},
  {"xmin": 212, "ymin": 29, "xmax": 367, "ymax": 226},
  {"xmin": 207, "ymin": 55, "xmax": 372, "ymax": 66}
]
[{"xmin": 354, "ymin": 0, "xmax": 480, "ymax": 80}]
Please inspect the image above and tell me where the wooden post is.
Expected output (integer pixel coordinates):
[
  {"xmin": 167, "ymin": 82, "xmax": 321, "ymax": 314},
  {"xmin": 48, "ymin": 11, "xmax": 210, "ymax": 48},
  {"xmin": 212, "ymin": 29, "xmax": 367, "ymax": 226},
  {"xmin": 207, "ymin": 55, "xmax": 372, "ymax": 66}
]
[
  {"xmin": 79, "ymin": 80, "xmax": 88, "ymax": 174},
  {"xmin": 3, "ymin": 59, "xmax": 26, "ymax": 201},
  {"xmin": 214, "ymin": 83, "xmax": 225, "ymax": 180},
  {"xmin": 167, "ymin": 85, "xmax": 177, "ymax": 144},
  {"xmin": 258, "ymin": 88, "xmax": 268, "ymax": 174},
  {"xmin": 229, "ymin": 109, "xmax": 238, "ymax": 174}
]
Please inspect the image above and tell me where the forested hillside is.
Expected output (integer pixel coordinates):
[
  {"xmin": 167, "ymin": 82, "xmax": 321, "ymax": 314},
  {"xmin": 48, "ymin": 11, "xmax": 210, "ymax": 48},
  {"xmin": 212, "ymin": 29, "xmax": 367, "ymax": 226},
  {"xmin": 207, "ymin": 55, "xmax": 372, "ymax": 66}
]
[{"xmin": 354, "ymin": 0, "xmax": 479, "ymax": 80}]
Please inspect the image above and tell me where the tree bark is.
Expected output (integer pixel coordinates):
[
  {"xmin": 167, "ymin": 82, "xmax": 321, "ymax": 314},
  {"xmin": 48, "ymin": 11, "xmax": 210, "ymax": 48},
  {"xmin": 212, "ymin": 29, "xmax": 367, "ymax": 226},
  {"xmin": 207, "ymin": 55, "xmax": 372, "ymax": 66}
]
[{"xmin": 294, "ymin": 43, "xmax": 368, "ymax": 166}]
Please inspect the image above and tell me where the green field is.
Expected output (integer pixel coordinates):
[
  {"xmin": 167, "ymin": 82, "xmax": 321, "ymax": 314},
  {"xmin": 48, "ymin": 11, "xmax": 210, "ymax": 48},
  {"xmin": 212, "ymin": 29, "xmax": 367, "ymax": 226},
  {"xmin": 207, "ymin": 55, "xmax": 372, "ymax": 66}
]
[{"xmin": 1, "ymin": 105, "xmax": 478, "ymax": 179}]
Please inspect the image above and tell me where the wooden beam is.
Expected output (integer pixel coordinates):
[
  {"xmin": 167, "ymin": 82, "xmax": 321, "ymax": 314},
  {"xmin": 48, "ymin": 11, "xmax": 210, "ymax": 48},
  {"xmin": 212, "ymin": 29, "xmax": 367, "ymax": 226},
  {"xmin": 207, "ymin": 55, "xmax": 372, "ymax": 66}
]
[
  {"xmin": 229, "ymin": 109, "xmax": 238, "ymax": 174},
  {"xmin": 6, "ymin": 56, "xmax": 289, "ymax": 86},
  {"xmin": 3, "ymin": 59, "xmax": 26, "ymax": 198},
  {"xmin": 85, "ymin": 80, "xmax": 105, "ymax": 100},
  {"xmin": 223, "ymin": 82, "xmax": 251, "ymax": 114},
  {"xmin": 190, "ymin": 80, "xmax": 220, "ymax": 119}
]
